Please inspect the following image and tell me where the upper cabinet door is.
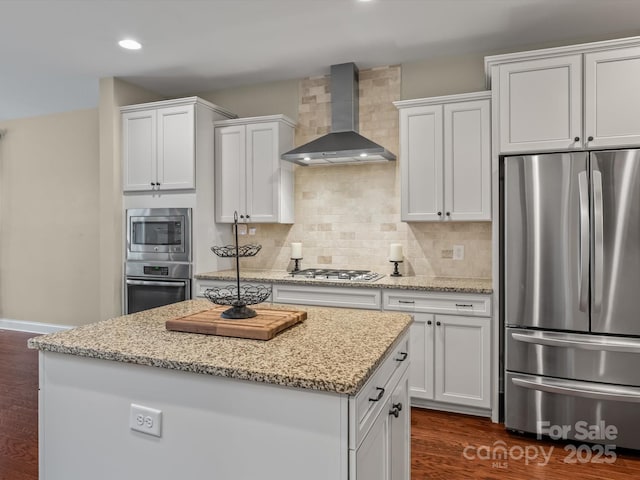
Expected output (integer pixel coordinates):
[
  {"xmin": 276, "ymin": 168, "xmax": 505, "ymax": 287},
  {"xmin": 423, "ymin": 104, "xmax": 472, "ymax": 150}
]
[
  {"xmin": 584, "ymin": 46, "xmax": 640, "ymax": 148},
  {"xmin": 444, "ymin": 99, "xmax": 491, "ymax": 221},
  {"xmin": 215, "ymin": 125, "xmax": 246, "ymax": 223},
  {"xmin": 400, "ymin": 105, "xmax": 443, "ymax": 221},
  {"xmin": 246, "ymin": 122, "xmax": 279, "ymax": 223},
  {"xmin": 156, "ymin": 104, "xmax": 195, "ymax": 190},
  {"xmin": 498, "ymin": 55, "xmax": 583, "ymax": 153},
  {"xmin": 122, "ymin": 110, "xmax": 157, "ymax": 191}
]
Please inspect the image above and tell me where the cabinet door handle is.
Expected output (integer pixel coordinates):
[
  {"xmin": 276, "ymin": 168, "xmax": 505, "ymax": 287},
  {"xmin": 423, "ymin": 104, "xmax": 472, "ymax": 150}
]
[
  {"xmin": 246, "ymin": 214, "xmax": 250, "ymax": 219},
  {"xmin": 368, "ymin": 387, "xmax": 385, "ymax": 402},
  {"xmin": 446, "ymin": 212, "xmax": 451, "ymax": 217},
  {"xmin": 436, "ymin": 321, "xmax": 442, "ymax": 326},
  {"xmin": 574, "ymin": 136, "xmax": 580, "ymax": 142},
  {"xmin": 437, "ymin": 211, "xmax": 442, "ymax": 216},
  {"xmin": 588, "ymin": 136, "xmax": 594, "ymax": 141},
  {"xmin": 389, "ymin": 402, "xmax": 403, "ymax": 418},
  {"xmin": 455, "ymin": 303, "xmax": 473, "ymax": 307},
  {"xmin": 395, "ymin": 352, "xmax": 408, "ymax": 362},
  {"xmin": 150, "ymin": 182, "xmax": 156, "ymax": 186},
  {"xmin": 427, "ymin": 320, "xmax": 432, "ymax": 325},
  {"xmin": 398, "ymin": 300, "xmax": 415, "ymax": 304}
]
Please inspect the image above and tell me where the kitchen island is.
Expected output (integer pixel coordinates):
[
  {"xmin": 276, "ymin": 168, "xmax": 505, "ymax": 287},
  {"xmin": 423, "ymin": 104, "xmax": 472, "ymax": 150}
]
[{"xmin": 29, "ymin": 300, "xmax": 412, "ymax": 480}]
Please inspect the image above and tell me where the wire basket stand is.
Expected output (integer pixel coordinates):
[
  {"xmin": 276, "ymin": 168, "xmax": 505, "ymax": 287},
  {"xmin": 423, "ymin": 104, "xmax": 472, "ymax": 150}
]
[{"xmin": 204, "ymin": 211, "xmax": 269, "ymax": 319}]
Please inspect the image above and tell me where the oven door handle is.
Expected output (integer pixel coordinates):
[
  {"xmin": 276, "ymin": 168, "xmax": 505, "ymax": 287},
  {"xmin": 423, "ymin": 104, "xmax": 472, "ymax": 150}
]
[{"xmin": 126, "ymin": 279, "xmax": 188, "ymax": 288}]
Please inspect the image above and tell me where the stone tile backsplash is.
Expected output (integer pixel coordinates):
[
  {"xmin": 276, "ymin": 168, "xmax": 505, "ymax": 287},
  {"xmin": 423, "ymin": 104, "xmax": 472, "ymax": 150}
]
[{"xmin": 240, "ymin": 65, "xmax": 491, "ymax": 279}]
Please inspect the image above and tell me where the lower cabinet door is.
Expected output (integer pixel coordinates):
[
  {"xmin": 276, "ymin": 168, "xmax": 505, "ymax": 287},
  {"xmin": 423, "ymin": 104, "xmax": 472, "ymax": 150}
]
[
  {"xmin": 434, "ymin": 315, "xmax": 491, "ymax": 408},
  {"xmin": 409, "ymin": 313, "xmax": 434, "ymax": 400},
  {"xmin": 354, "ymin": 405, "xmax": 389, "ymax": 480},
  {"xmin": 389, "ymin": 373, "xmax": 410, "ymax": 480}
]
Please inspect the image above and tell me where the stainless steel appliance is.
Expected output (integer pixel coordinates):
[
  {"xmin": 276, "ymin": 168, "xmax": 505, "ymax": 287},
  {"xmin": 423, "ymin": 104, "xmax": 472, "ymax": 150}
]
[
  {"xmin": 289, "ymin": 268, "xmax": 384, "ymax": 282},
  {"xmin": 504, "ymin": 149, "xmax": 640, "ymax": 449},
  {"xmin": 126, "ymin": 208, "xmax": 191, "ymax": 262},
  {"xmin": 125, "ymin": 262, "xmax": 191, "ymax": 314}
]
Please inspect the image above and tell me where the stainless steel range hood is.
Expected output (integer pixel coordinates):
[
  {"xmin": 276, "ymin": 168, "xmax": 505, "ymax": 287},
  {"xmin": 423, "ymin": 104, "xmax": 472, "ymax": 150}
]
[{"xmin": 281, "ymin": 63, "xmax": 396, "ymax": 166}]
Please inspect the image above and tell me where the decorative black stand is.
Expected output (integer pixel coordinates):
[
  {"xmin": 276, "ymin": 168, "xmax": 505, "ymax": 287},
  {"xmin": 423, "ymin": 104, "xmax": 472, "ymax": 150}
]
[
  {"xmin": 390, "ymin": 260, "xmax": 403, "ymax": 277},
  {"xmin": 291, "ymin": 258, "xmax": 302, "ymax": 272},
  {"xmin": 204, "ymin": 212, "xmax": 269, "ymax": 319}
]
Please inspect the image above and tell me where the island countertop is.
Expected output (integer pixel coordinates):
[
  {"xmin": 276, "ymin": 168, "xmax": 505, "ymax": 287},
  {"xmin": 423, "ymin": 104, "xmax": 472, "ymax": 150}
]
[
  {"xmin": 28, "ymin": 300, "xmax": 411, "ymax": 395},
  {"xmin": 195, "ymin": 269, "xmax": 493, "ymax": 294}
]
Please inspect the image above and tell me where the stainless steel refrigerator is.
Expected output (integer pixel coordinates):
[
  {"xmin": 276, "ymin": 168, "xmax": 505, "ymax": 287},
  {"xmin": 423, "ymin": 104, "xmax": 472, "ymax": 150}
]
[{"xmin": 504, "ymin": 149, "xmax": 640, "ymax": 449}]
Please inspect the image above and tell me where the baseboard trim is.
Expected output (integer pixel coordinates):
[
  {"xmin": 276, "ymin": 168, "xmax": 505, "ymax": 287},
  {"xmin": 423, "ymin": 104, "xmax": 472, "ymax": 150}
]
[
  {"xmin": 0, "ymin": 318, "xmax": 73, "ymax": 334},
  {"xmin": 410, "ymin": 397, "xmax": 493, "ymax": 419}
]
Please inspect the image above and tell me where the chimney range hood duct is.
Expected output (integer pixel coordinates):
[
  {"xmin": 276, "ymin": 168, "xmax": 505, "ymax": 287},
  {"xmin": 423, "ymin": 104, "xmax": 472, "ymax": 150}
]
[{"xmin": 281, "ymin": 63, "xmax": 396, "ymax": 166}]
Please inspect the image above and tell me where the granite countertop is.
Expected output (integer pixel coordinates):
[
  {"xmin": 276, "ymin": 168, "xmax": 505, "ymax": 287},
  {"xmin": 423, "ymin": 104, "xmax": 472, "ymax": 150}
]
[
  {"xmin": 195, "ymin": 269, "xmax": 493, "ymax": 294},
  {"xmin": 28, "ymin": 300, "xmax": 411, "ymax": 396}
]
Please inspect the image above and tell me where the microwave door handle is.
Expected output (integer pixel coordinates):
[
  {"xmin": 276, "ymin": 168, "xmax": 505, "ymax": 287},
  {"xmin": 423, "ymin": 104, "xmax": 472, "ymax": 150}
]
[
  {"xmin": 577, "ymin": 171, "xmax": 589, "ymax": 312},
  {"xmin": 126, "ymin": 280, "xmax": 187, "ymax": 288},
  {"xmin": 592, "ymin": 170, "xmax": 604, "ymax": 313}
]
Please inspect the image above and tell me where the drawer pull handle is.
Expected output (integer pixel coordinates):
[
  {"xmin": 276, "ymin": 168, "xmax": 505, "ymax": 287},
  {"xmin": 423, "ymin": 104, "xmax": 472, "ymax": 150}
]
[
  {"xmin": 369, "ymin": 387, "xmax": 385, "ymax": 402},
  {"xmin": 398, "ymin": 300, "xmax": 415, "ymax": 304},
  {"xmin": 455, "ymin": 303, "xmax": 473, "ymax": 307},
  {"xmin": 395, "ymin": 352, "xmax": 408, "ymax": 362},
  {"xmin": 389, "ymin": 402, "xmax": 403, "ymax": 418}
]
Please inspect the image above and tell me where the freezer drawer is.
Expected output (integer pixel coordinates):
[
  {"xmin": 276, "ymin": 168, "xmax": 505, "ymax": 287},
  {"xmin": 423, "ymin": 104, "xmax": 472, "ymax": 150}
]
[
  {"xmin": 506, "ymin": 372, "xmax": 640, "ymax": 450},
  {"xmin": 506, "ymin": 327, "xmax": 640, "ymax": 386}
]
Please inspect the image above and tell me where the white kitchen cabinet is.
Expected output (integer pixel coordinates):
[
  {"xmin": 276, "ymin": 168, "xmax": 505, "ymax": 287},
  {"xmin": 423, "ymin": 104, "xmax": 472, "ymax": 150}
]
[
  {"xmin": 405, "ymin": 312, "xmax": 490, "ymax": 409},
  {"xmin": 395, "ymin": 92, "xmax": 491, "ymax": 222},
  {"xmin": 584, "ymin": 45, "xmax": 640, "ymax": 148},
  {"xmin": 215, "ymin": 115, "xmax": 295, "ymax": 224},
  {"xmin": 496, "ymin": 55, "xmax": 582, "ymax": 153},
  {"xmin": 383, "ymin": 290, "xmax": 492, "ymax": 413},
  {"xmin": 351, "ymin": 356, "xmax": 410, "ymax": 480},
  {"xmin": 122, "ymin": 97, "xmax": 235, "ymax": 192},
  {"xmin": 487, "ymin": 38, "xmax": 640, "ymax": 153},
  {"xmin": 434, "ymin": 314, "xmax": 491, "ymax": 408}
]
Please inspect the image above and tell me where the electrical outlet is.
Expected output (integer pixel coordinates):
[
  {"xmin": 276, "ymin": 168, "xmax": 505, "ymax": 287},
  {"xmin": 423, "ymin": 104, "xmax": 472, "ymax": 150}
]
[
  {"xmin": 130, "ymin": 403, "xmax": 162, "ymax": 437},
  {"xmin": 453, "ymin": 245, "xmax": 464, "ymax": 260},
  {"xmin": 237, "ymin": 224, "xmax": 248, "ymax": 236},
  {"xmin": 249, "ymin": 227, "xmax": 256, "ymax": 236},
  {"xmin": 441, "ymin": 249, "xmax": 453, "ymax": 259}
]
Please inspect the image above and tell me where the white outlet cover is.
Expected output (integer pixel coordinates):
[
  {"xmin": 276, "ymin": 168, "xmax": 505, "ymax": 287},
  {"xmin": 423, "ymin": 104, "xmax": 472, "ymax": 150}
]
[
  {"xmin": 453, "ymin": 245, "xmax": 464, "ymax": 261},
  {"xmin": 130, "ymin": 403, "xmax": 162, "ymax": 437}
]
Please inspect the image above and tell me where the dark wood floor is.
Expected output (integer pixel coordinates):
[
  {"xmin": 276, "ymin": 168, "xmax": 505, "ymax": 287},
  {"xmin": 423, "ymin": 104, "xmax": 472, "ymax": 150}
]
[
  {"xmin": 0, "ymin": 330, "xmax": 39, "ymax": 480},
  {"xmin": 3, "ymin": 329, "xmax": 640, "ymax": 479}
]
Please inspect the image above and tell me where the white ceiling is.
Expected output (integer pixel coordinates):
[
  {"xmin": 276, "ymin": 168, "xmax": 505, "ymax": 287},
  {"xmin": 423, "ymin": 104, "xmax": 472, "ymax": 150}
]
[{"xmin": 2, "ymin": 0, "xmax": 640, "ymax": 121}]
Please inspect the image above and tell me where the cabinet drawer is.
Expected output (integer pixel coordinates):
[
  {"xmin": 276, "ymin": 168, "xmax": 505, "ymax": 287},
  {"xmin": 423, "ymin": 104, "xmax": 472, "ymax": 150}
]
[
  {"xmin": 272, "ymin": 284, "xmax": 381, "ymax": 310},
  {"xmin": 383, "ymin": 291, "xmax": 491, "ymax": 317},
  {"xmin": 349, "ymin": 332, "xmax": 410, "ymax": 450},
  {"xmin": 194, "ymin": 279, "xmax": 272, "ymax": 302}
]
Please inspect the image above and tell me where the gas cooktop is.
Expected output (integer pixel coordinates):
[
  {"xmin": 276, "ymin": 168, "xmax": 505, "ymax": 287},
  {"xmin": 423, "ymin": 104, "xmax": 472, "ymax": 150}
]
[{"xmin": 289, "ymin": 268, "xmax": 384, "ymax": 282}]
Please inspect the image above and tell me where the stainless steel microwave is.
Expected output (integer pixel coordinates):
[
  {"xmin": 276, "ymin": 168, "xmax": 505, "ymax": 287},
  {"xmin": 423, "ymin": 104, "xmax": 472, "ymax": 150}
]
[{"xmin": 126, "ymin": 208, "xmax": 191, "ymax": 262}]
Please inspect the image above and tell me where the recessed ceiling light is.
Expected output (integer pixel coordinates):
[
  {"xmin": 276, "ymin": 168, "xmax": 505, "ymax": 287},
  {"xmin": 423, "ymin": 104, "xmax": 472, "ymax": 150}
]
[
  {"xmin": 304, "ymin": 157, "xmax": 311, "ymax": 161},
  {"xmin": 119, "ymin": 39, "xmax": 142, "ymax": 50},
  {"xmin": 360, "ymin": 153, "xmax": 368, "ymax": 157}
]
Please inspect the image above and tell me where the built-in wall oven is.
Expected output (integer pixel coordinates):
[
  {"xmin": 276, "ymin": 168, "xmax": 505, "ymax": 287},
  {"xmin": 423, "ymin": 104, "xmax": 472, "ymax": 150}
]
[
  {"xmin": 125, "ymin": 262, "xmax": 191, "ymax": 314},
  {"xmin": 125, "ymin": 208, "xmax": 192, "ymax": 314}
]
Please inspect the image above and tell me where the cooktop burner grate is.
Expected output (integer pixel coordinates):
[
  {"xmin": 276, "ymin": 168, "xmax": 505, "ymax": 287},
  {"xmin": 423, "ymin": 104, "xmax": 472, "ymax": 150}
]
[{"xmin": 289, "ymin": 268, "xmax": 384, "ymax": 282}]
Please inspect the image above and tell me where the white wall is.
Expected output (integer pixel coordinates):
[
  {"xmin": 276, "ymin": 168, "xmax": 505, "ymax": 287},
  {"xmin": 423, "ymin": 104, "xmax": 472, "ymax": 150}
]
[{"xmin": 0, "ymin": 109, "xmax": 100, "ymax": 326}]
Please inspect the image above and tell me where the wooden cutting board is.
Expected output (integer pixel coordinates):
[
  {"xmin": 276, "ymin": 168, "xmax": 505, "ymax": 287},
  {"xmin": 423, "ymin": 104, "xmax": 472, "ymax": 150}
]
[{"xmin": 165, "ymin": 306, "xmax": 307, "ymax": 341}]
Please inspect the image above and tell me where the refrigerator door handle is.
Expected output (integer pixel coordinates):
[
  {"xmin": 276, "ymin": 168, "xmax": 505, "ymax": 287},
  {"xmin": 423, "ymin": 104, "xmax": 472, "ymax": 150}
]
[
  {"xmin": 511, "ymin": 330, "xmax": 640, "ymax": 353},
  {"xmin": 592, "ymin": 169, "xmax": 604, "ymax": 313},
  {"xmin": 512, "ymin": 376, "xmax": 640, "ymax": 403},
  {"xmin": 578, "ymin": 171, "xmax": 589, "ymax": 312}
]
